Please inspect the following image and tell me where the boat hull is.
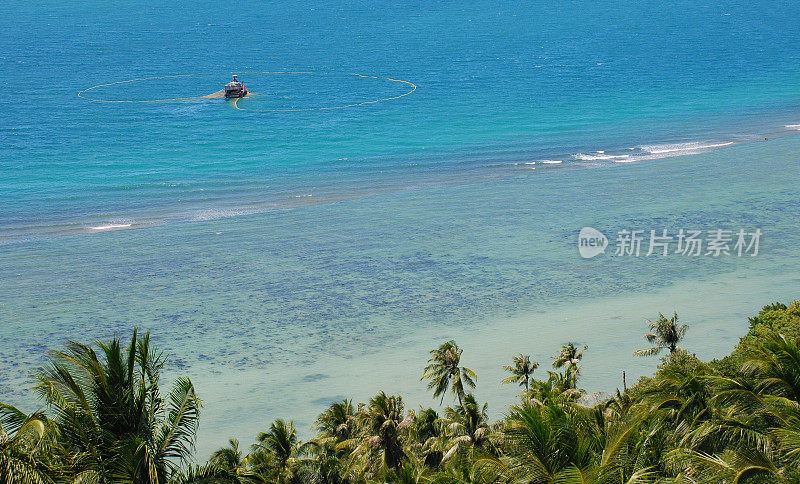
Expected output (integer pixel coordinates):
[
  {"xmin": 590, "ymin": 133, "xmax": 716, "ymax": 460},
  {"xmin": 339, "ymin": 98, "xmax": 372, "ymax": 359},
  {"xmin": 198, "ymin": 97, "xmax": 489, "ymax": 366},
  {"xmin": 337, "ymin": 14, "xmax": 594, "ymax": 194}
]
[{"xmin": 224, "ymin": 89, "xmax": 248, "ymax": 99}]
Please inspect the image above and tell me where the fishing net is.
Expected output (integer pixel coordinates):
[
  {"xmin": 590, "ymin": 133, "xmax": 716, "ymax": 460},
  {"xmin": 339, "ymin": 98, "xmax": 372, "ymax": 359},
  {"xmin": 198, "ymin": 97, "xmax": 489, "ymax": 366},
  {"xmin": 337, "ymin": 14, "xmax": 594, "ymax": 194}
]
[{"xmin": 78, "ymin": 71, "xmax": 416, "ymax": 111}]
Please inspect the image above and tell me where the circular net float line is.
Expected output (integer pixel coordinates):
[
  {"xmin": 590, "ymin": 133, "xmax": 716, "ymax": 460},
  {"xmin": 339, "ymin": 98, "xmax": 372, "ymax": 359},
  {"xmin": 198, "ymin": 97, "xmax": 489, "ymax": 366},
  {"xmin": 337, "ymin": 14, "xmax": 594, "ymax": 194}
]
[
  {"xmin": 232, "ymin": 73, "xmax": 416, "ymax": 112},
  {"xmin": 78, "ymin": 73, "xmax": 220, "ymax": 102},
  {"xmin": 77, "ymin": 71, "xmax": 417, "ymax": 110}
]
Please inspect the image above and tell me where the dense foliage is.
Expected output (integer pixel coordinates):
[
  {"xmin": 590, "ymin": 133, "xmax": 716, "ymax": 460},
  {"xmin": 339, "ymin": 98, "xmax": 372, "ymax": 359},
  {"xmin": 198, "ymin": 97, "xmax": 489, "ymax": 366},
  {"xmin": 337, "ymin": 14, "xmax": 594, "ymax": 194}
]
[{"xmin": 4, "ymin": 301, "xmax": 800, "ymax": 483}]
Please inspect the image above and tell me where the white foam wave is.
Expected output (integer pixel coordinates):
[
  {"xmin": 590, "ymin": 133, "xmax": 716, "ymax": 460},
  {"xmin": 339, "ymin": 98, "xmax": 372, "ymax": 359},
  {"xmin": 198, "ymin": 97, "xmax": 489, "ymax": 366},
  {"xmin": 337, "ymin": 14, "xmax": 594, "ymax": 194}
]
[
  {"xmin": 785, "ymin": 124, "xmax": 800, "ymax": 130},
  {"xmin": 639, "ymin": 141, "xmax": 732, "ymax": 155},
  {"xmin": 563, "ymin": 140, "xmax": 736, "ymax": 166},
  {"xmin": 539, "ymin": 159, "xmax": 563, "ymax": 164},
  {"xmin": 88, "ymin": 223, "xmax": 132, "ymax": 231},
  {"xmin": 573, "ymin": 153, "xmax": 631, "ymax": 161},
  {"xmin": 192, "ymin": 208, "xmax": 259, "ymax": 221}
]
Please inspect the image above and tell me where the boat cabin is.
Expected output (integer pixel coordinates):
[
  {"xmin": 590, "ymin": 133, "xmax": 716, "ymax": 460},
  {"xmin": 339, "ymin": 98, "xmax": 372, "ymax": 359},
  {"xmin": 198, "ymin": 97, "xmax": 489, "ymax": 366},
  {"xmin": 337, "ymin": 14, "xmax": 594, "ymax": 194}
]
[{"xmin": 224, "ymin": 75, "xmax": 248, "ymax": 98}]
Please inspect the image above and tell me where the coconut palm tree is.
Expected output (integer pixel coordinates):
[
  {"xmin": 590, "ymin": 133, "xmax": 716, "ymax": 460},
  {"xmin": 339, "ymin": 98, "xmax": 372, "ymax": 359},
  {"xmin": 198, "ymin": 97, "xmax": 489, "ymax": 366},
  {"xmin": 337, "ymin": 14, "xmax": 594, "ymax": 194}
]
[
  {"xmin": 502, "ymin": 354, "xmax": 538, "ymax": 391},
  {"xmin": 251, "ymin": 419, "xmax": 310, "ymax": 484},
  {"xmin": 553, "ymin": 343, "xmax": 588, "ymax": 370},
  {"xmin": 412, "ymin": 408, "xmax": 440, "ymax": 447},
  {"xmin": 603, "ymin": 389, "xmax": 635, "ymax": 421},
  {"xmin": 384, "ymin": 453, "xmax": 433, "ymax": 484},
  {"xmin": 642, "ymin": 355, "xmax": 713, "ymax": 427},
  {"xmin": 0, "ymin": 403, "xmax": 58, "ymax": 484},
  {"xmin": 675, "ymin": 447, "xmax": 784, "ymax": 483},
  {"xmin": 633, "ymin": 312, "xmax": 688, "ymax": 357},
  {"xmin": 744, "ymin": 333, "xmax": 800, "ymax": 402},
  {"xmin": 473, "ymin": 401, "xmax": 601, "ymax": 482},
  {"xmin": 33, "ymin": 328, "xmax": 200, "ymax": 484},
  {"xmin": 421, "ymin": 341, "xmax": 477, "ymax": 406},
  {"xmin": 309, "ymin": 400, "xmax": 357, "ymax": 483},
  {"xmin": 305, "ymin": 438, "xmax": 352, "ymax": 484},
  {"xmin": 315, "ymin": 400, "xmax": 357, "ymax": 443},
  {"xmin": 348, "ymin": 392, "xmax": 410, "ymax": 479},
  {"xmin": 437, "ymin": 394, "xmax": 494, "ymax": 465},
  {"xmin": 727, "ymin": 333, "xmax": 800, "ymax": 470},
  {"xmin": 210, "ymin": 439, "xmax": 244, "ymax": 472},
  {"xmin": 474, "ymin": 401, "xmax": 654, "ymax": 483},
  {"xmin": 527, "ymin": 371, "xmax": 584, "ymax": 407},
  {"xmin": 173, "ymin": 438, "xmax": 248, "ymax": 484},
  {"xmin": 210, "ymin": 439, "xmax": 243, "ymax": 469},
  {"xmin": 189, "ymin": 438, "xmax": 246, "ymax": 483},
  {"xmin": 411, "ymin": 408, "xmax": 443, "ymax": 469}
]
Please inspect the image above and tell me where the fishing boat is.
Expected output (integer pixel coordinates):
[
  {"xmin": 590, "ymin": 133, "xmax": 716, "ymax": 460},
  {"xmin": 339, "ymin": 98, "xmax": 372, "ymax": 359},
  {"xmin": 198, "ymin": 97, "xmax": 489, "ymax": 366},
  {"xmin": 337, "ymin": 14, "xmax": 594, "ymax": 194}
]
[{"xmin": 224, "ymin": 75, "xmax": 248, "ymax": 98}]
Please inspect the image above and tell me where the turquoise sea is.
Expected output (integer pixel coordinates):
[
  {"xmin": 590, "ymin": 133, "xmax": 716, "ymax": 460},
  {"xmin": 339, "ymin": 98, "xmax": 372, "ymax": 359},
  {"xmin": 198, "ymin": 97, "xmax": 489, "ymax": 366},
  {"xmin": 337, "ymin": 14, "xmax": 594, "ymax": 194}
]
[{"xmin": 2, "ymin": 0, "xmax": 800, "ymax": 457}]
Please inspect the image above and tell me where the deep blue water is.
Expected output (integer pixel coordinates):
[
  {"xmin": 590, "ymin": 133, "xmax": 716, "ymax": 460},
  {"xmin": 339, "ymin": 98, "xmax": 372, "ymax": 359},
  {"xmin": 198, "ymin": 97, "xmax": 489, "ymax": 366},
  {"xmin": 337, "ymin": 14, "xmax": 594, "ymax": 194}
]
[
  {"xmin": 3, "ymin": 0, "xmax": 800, "ymax": 239},
  {"xmin": 2, "ymin": 0, "xmax": 800, "ymax": 457}
]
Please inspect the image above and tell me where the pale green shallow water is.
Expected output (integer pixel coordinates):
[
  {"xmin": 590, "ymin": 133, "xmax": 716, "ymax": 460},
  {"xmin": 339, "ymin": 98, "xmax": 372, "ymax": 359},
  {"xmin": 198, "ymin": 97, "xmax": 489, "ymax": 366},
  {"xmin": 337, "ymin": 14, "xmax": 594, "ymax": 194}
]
[{"xmin": 2, "ymin": 135, "xmax": 798, "ymax": 457}]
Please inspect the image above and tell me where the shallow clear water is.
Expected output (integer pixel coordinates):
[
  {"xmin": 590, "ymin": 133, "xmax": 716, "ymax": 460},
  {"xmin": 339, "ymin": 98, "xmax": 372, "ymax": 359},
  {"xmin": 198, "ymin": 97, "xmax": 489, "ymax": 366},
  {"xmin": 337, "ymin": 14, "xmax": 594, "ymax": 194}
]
[{"xmin": 1, "ymin": 0, "xmax": 800, "ymax": 458}]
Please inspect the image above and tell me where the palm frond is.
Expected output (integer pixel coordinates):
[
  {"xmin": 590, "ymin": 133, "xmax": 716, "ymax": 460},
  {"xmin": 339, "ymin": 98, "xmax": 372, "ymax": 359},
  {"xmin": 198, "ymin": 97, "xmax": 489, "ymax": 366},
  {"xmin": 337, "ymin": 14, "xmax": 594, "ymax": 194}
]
[{"xmin": 156, "ymin": 377, "xmax": 201, "ymax": 467}]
